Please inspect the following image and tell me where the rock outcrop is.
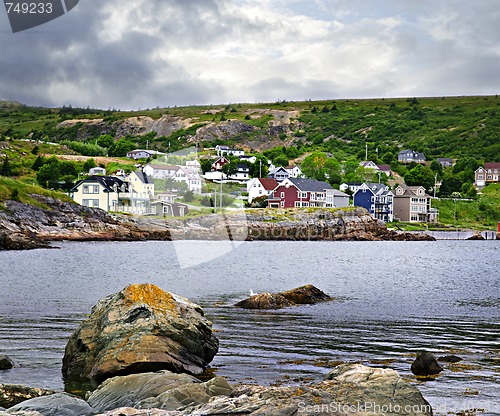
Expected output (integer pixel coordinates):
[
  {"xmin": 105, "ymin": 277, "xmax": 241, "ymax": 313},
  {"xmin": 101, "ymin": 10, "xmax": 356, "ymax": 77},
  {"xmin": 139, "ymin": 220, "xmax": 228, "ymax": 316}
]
[
  {"xmin": 0, "ymin": 195, "xmax": 173, "ymax": 250},
  {"xmin": 235, "ymin": 284, "xmax": 331, "ymax": 309},
  {"xmin": 86, "ymin": 364, "xmax": 431, "ymax": 416},
  {"xmin": 0, "ymin": 385, "xmax": 55, "ymax": 409},
  {"xmin": 87, "ymin": 370, "xmax": 232, "ymax": 413},
  {"xmin": 62, "ymin": 284, "xmax": 219, "ymax": 383},
  {"xmin": 5, "ymin": 393, "xmax": 93, "ymax": 416},
  {"xmin": 411, "ymin": 352, "xmax": 443, "ymax": 376}
]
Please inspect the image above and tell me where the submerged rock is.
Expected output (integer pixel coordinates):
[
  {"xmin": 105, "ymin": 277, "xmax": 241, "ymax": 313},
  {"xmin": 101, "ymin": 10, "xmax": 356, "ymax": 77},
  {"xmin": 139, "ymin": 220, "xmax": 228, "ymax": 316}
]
[
  {"xmin": 87, "ymin": 370, "xmax": 233, "ymax": 413},
  {"xmin": 62, "ymin": 284, "xmax": 219, "ymax": 383},
  {"xmin": 0, "ymin": 355, "xmax": 15, "ymax": 370},
  {"xmin": 411, "ymin": 352, "xmax": 443, "ymax": 376},
  {"xmin": 6, "ymin": 393, "xmax": 93, "ymax": 416},
  {"xmin": 0, "ymin": 384, "xmax": 55, "ymax": 409},
  {"xmin": 437, "ymin": 355, "xmax": 463, "ymax": 363},
  {"xmin": 235, "ymin": 284, "xmax": 330, "ymax": 309}
]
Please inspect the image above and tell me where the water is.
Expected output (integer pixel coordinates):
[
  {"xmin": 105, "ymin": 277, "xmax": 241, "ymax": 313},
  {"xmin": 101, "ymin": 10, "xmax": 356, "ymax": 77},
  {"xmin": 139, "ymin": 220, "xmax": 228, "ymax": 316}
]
[{"xmin": 0, "ymin": 240, "xmax": 499, "ymax": 415}]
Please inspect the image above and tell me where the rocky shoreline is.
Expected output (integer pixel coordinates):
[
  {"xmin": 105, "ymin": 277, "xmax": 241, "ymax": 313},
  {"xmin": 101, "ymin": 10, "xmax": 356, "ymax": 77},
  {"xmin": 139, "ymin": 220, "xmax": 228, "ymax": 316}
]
[
  {"xmin": 0, "ymin": 195, "xmax": 433, "ymax": 250},
  {"xmin": 0, "ymin": 284, "xmax": 433, "ymax": 416}
]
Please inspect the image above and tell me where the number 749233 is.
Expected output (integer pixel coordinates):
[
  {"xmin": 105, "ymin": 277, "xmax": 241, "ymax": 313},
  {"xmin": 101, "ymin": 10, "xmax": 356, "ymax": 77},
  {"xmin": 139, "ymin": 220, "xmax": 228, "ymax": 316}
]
[{"xmin": 5, "ymin": 3, "xmax": 54, "ymax": 14}]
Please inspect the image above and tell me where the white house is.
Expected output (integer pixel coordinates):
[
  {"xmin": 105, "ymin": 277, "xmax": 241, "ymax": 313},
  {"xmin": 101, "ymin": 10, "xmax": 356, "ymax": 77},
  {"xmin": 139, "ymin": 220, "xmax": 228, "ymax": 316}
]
[
  {"xmin": 143, "ymin": 164, "xmax": 181, "ymax": 179},
  {"xmin": 247, "ymin": 178, "xmax": 279, "ymax": 203},
  {"xmin": 126, "ymin": 149, "xmax": 166, "ymax": 160},
  {"xmin": 285, "ymin": 166, "xmax": 303, "ymax": 178}
]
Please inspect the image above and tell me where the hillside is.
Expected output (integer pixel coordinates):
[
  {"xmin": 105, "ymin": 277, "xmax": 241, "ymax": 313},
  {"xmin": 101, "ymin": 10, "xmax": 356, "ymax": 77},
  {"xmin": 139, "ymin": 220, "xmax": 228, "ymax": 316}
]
[
  {"xmin": 1, "ymin": 96, "xmax": 499, "ymax": 162},
  {"xmin": 0, "ymin": 95, "xmax": 499, "ymax": 231}
]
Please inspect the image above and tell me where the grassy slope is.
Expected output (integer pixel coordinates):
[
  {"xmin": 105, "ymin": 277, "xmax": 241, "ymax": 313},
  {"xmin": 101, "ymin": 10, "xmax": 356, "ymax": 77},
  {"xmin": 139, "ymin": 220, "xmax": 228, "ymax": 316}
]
[{"xmin": 0, "ymin": 176, "xmax": 73, "ymax": 207}]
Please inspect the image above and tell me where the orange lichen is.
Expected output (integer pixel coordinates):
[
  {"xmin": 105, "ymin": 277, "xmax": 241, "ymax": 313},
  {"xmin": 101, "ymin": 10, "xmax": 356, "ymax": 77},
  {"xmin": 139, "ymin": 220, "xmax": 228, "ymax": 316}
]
[{"xmin": 122, "ymin": 283, "xmax": 180, "ymax": 315}]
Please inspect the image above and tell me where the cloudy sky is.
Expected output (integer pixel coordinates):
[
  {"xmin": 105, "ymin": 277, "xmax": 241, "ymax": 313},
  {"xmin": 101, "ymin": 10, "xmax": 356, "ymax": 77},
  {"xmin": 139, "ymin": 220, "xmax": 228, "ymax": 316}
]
[{"xmin": 1, "ymin": 0, "xmax": 499, "ymax": 109}]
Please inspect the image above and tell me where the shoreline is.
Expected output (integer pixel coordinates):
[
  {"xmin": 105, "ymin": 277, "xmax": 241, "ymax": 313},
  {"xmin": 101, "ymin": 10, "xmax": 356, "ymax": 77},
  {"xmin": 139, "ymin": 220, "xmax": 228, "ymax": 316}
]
[{"xmin": 0, "ymin": 196, "xmax": 436, "ymax": 251}]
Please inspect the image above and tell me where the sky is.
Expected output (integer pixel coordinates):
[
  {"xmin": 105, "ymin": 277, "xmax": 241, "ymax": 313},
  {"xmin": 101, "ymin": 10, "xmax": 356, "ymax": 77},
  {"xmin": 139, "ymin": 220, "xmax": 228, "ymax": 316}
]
[{"xmin": 1, "ymin": 0, "xmax": 499, "ymax": 110}]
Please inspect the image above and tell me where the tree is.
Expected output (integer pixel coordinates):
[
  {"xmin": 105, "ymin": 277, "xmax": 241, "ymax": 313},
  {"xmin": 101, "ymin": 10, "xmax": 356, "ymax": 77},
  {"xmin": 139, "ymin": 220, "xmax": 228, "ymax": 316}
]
[
  {"xmin": 32, "ymin": 155, "xmax": 45, "ymax": 171},
  {"xmin": 200, "ymin": 159, "xmax": 213, "ymax": 174},
  {"xmin": 0, "ymin": 157, "xmax": 13, "ymax": 176},
  {"xmin": 301, "ymin": 152, "xmax": 341, "ymax": 183},
  {"xmin": 404, "ymin": 164, "xmax": 435, "ymax": 190},
  {"xmin": 221, "ymin": 160, "xmax": 238, "ymax": 177},
  {"xmin": 36, "ymin": 161, "xmax": 61, "ymax": 189},
  {"xmin": 429, "ymin": 160, "xmax": 443, "ymax": 177},
  {"xmin": 183, "ymin": 190, "xmax": 195, "ymax": 203},
  {"xmin": 108, "ymin": 138, "xmax": 136, "ymax": 157},
  {"xmin": 96, "ymin": 134, "xmax": 115, "ymax": 149},
  {"xmin": 250, "ymin": 154, "xmax": 269, "ymax": 178},
  {"xmin": 83, "ymin": 158, "xmax": 97, "ymax": 173}
]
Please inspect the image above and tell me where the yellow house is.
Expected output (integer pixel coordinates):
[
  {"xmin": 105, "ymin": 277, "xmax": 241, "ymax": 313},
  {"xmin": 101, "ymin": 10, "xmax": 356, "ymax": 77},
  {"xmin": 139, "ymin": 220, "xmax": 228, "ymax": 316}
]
[{"xmin": 70, "ymin": 176, "xmax": 127, "ymax": 212}]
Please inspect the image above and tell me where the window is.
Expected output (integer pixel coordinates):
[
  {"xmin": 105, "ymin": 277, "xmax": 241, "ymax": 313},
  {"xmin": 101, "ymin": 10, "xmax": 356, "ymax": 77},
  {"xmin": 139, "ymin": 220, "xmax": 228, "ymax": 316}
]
[
  {"xmin": 280, "ymin": 191, "xmax": 285, "ymax": 198},
  {"xmin": 82, "ymin": 199, "xmax": 99, "ymax": 208},
  {"xmin": 83, "ymin": 185, "xmax": 99, "ymax": 194},
  {"xmin": 301, "ymin": 192, "xmax": 307, "ymax": 198},
  {"xmin": 280, "ymin": 201, "xmax": 284, "ymax": 208},
  {"xmin": 478, "ymin": 175, "xmax": 484, "ymax": 179},
  {"xmin": 295, "ymin": 201, "xmax": 301, "ymax": 207},
  {"xmin": 163, "ymin": 206, "xmax": 170, "ymax": 214}
]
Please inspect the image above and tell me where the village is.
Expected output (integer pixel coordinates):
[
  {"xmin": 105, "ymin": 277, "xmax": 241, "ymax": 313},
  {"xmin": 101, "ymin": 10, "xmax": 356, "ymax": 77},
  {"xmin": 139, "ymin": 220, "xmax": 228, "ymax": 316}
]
[{"xmin": 69, "ymin": 145, "xmax": 500, "ymax": 225}]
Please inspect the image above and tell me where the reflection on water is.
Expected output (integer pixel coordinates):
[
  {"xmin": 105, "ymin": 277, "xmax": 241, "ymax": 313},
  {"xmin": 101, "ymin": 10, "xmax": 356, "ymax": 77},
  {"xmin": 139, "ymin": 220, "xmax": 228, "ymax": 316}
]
[{"xmin": 0, "ymin": 240, "xmax": 499, "ymax": 415}]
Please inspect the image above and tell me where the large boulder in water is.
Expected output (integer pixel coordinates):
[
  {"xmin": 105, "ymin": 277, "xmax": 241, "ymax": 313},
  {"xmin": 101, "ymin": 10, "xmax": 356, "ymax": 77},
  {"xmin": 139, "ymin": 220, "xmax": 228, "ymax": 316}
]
[
  {"xmin": 0, "ymin": 355, "xmax": 15, "ymax": 370},
  {"xmin": 411, "ymin": 352, "xmax": 443, "ymax": 376},
  {"xmin": 62, "ymin": 284, "xmax": 219, "ymax": 382},
  {"xmin": 235, "ymin": 284, "xmax": 331, "ymax": 309}
]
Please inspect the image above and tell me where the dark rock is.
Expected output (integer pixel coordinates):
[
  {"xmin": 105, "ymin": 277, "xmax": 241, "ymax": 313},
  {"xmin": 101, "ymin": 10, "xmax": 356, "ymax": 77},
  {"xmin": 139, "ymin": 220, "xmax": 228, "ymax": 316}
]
[
  {"xmin": 437, "ymin": 355, "xmax": 463, "ymax": 363},
  {"xmin": 0, "ymin": 355, "xmax": 15, "ymax": 370},
  {"xmin": 0, "ymin": 384, "xmax": 55, "ymax": 408},
  {"xmin": 235, "ymin": 293, "xmax": 292, "ymax": 309},
  {"xmin": 411, "ymin": 352, "xmax": 443, "ymax": 376},
  {"xmin": 62, "ymin": 284, "xmax": 219, "ymax": 383},
  {"xmin": 235, "ymin": 285, "xmax": 330, "ymax": 309},
  {"xmin": 6, "ymin": 393, "xmax": 93, "ymax": 416},
  {"xmin": 279, "ymin": 284, "xmax": 331, "ymax": 304},
  {"xmin": 87, "ymin": 370, "xmax": 233, "ymax": 413}
]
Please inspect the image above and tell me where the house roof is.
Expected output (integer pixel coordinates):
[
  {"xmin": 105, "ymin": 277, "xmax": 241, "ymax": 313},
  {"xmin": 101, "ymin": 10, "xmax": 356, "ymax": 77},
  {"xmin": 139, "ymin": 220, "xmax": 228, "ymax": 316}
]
[
  {"xmin": 71, "ymin": 175, "xmax": 127, "ymax": 193},
  {"xmin": 259, "ymin": 178, "xmax": 279, "ymax": 190},
  {"xmin": 436, "ymin": 158, "xmax": 453, "ymax": 162},
  {"xmin": 484, "ymin": 162, "xmax": 500, "ymax": 170},
  {"xmin": 134, "ymin": 170, "xmax": 154, "ymax": 184},
  {"xmin": 395, "ymin": 184, "xmax": 430, "ymax": 197},
  {"xmin": 148, "ymin": 164, "xmax": 180, "ymax": 171},
  {"xmin": 288, "ymin": 178, "xmax": 333, "ymax": 192},
  {"xmin": 377, "ymin": 164, "xmax": 391, "ymax": 171}
]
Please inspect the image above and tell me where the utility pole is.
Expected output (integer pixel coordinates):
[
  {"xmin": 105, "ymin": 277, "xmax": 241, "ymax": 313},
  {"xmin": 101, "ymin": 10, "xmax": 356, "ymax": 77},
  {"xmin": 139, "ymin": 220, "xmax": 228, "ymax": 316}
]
[
  {"xmin": 365, "ymin": 142, "xmax": 368, "ymax": 161},
  {"xmin": 259, "ymin": 159, "xmax": 262, "ymax": 178},
  {"xmin": 433, "ymin": 173, "xmax": 438, "ymax": 198}
]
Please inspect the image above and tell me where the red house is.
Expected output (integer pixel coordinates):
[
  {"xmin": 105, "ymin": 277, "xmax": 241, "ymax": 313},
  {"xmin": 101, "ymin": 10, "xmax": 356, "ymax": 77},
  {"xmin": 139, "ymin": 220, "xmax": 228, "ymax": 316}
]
[
  {"xmin": 267, "ymin": 178, "xmax": 334, "ymax": 208},
  {"xmin": 212, "ymin": 156, "xmax": 230, "ymax": 171}
]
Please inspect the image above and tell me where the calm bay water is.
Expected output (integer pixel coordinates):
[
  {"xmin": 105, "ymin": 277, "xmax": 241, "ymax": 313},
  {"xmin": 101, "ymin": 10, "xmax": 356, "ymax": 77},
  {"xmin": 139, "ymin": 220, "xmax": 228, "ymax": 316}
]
[{"xmin": 0, "ymin": 240, "xmax": 499, "ymax": 415}]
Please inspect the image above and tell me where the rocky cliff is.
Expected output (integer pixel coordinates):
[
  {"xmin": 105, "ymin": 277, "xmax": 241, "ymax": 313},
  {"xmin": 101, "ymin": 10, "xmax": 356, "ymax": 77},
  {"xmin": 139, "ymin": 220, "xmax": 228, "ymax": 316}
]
[{"xmin": 0, "ymin": 197, "xmax": 433, "ymax": 250}]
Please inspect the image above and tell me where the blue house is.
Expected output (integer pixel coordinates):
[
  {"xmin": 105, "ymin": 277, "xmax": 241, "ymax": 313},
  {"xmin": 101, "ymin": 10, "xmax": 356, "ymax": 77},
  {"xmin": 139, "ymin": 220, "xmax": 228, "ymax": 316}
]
[{"xmin": 353, "ymin": 183, "xmax": 394, "ymax": 222}]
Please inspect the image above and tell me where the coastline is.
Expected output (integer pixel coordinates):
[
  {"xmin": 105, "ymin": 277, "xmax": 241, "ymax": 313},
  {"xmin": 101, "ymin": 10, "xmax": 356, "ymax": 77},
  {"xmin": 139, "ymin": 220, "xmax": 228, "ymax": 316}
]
[{"xmin": 0, "ymin": 196, "xmax": 436, "ymax": 251}]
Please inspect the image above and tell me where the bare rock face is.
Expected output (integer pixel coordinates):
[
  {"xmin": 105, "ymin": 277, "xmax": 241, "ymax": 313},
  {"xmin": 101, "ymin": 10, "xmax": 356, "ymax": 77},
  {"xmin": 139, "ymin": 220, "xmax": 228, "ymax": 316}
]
[
  {"xmin": 235, "ymin": 285, "xmax": 331, "ymax": 310},
  {"xmin": 62, "ymin": 284, "xmax": 219, "ymax": 383}
]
